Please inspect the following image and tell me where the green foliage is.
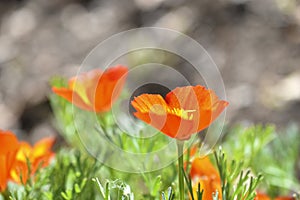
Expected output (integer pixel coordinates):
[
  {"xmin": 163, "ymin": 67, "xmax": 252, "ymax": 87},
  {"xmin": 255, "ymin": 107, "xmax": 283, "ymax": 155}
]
[
  {"xmin": 183, "ymin": 150, "xmax": 262, "ymax": 200},
  {"xmin": 214, "ymin": 148, "xmax": 263, "ymax": 200},
  {"xmin": 183, "ymin": 168, "xmax": 204, "ymax": 200},
  {"xmin": 47, "ymin": 77, "xmax": 300, "ymax": 199},
  {"xmin": 50, "ymin": 76, "xmax": 178, "ymax": 198},
  {"xmin": 93, "ymin": 178, "xmax": 134, "ymax": 200},
  {"xmin": 5, "ymin": 149, "xmax": 102, "ymax": 200},
  {"xmin": 49, "ymin": 77, "xmax": 85, "ymax": 151},
  {"xmin": 1, "ymin": 124, "xmax": 298, "ymax": 199},
  {"xmin": 141, "ymin": 174, "xmax": 162, "ymax": 198},
  {"xmin": 223, "ymin": 124, "xmax": 275, "ymax": 167},
  {"xmin": 161, "ymin": 187, "xmax": 175, "ymax": 200},
  {"xmin": 253, "ymin": 124, "xmax": 300, "ymax": 196},
  {"xmin": 223, "ymin": 124, "xmax": 300, "ymax": 196}
]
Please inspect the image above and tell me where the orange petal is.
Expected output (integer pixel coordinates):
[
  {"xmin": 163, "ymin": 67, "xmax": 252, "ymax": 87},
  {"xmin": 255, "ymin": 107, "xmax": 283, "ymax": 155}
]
[
  {"xmin": 132, "ymin": 93, "xmax": 197, "ymax": 139},
  {"xmin": 52, "ymin": 87, "xmax": 93, "ymax": 111},
  {"xmin": 101, "ymin": 65, "xmax": 128, "ymax": 81},
  {"xmin": 196, "ymin": 89, "xmax": 228, "ymax": 132},
  {"xmin": 32, "ymin": 137, "xmax": 55, "ymax": 171},
  {"xmin": 190, "ymin": 156, "xmax": 220, "ymax": 183},
  {"xmin": 10, "ymin": 160, "xmax": 28, "ymax": 184},
  {"xmin": 134, "ymin": 111, "xmax": 195, "ymax": 140},
  {"xmin": 166, "ymin": 85, "xmax": 206, "ymax": 110},
  {"xmin": 0, "ymin": 130, "xmax": 19, "ymax": 191},
  {"xmin": 56, "ymin": 66, "xmax": 128, "ymax": 113},
  {"xmin": 93, "ymin": 65, "xmax": 128, "ymax": 112},
  {"xmin": 190, "ymin": 155, "xmax": 221, "ymax": 200},
  {"xmin": 166, "ymin": 86, "xmax": 228, "ymax": 133},
  {"xmin": 131, "ymin": 94, "xmax": 168, "ymax": 113},
  {"xmin": 10, "ymin": 138, "xmax": 55, "ymax": 184},
  {"xmin": 132, "ymin": 85, "xmax": 228, "ymax": 140},
  {"xmin": 15, "ymin": 142, "xmax": 32, "ymax": 162},
  {"xmin": 69, "ymin": 69, "xmax": 103, "ymax": 107},
  {"xmin": 0, "ymin": 156, "xmax": 8, "ymax": 191},
  {"xmin": 32, "ymin": 137, "xmax": 55, "ymax": 159},
  {"xmin": 165, "ymin": 114, "xmax": 195, "ymax": 139},
  {"xmin": 0, "ymin": 130, "xmax": 19, "ymax": 154}
]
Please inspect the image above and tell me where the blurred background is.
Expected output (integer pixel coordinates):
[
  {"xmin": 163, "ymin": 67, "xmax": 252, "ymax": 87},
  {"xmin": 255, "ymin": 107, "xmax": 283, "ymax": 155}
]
[{"xmin": 0, "ymin": 0, "xmax": 299, "ymax": 142}]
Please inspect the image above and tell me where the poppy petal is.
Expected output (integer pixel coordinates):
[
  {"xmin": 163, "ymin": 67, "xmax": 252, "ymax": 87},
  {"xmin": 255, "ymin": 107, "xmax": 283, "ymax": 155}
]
[
  {"xmin": 52, "ymin": 87, "xmax": 92, "ymax": 111},
  {"xmin": 0, "ymin": 157, "xmax": 8, "ymax": 191},
  {"xmin": 0, "ymin": 131, "xmax": 19, "ymax": 154},
  {"xmin": 53, "ymin": 66, "xmax": 128, "ymax": 112},
  {"xmin": 32, "ymin": 137, "xmax": 55, "ymax": 159},
  {"xmin": 166, "ymin": 85, "xmax": 205, "ymax": 110},
  {"xmin": 131, "ymin": 85, "xmax": 228, "ymax": 140},
  {"xmin": 94, "ymin": 66, "xmax": 128, "ymax": 112},
  {"xmin": 190, "ymin": 155, "xmax": 222, "ymax": 200},
  {"xmin": 132, "ymin": 94, "xmax": 168, "ymax": 114}
]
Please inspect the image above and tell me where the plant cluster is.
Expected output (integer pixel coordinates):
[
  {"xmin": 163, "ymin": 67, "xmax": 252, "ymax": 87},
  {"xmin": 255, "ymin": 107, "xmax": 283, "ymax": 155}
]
[{"xmin": 0, "ymin": 65, "xmax": 299, "ymax": 200}]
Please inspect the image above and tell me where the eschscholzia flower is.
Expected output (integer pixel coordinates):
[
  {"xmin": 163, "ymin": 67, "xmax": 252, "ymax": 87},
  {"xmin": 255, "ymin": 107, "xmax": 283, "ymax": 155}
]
[
  {"xmin": 0, "ymin": 130, "xmax": 19, "ymax": 191},
  {"xmin": 0, "ymin": 129, "xmax": 55, "ymax": 190},
  {"xmin": 190, "ymin": 156, "xmax": 222, "ymax": 200},
  {"xmin": 131, "ymin": 85, "xmax": 228, "ymax": 140},
  {"xmin": 52, "ymin": 65, "xmax": 128, "ymax": 113},
  {"xmin": 10, "ymin": 137, "xmax": 55, "ymax": 184}
]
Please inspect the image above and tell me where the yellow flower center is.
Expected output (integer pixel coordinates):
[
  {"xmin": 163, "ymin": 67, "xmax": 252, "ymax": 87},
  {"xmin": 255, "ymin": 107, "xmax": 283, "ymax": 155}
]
[
  {"xmin": 149, "ymin": 104, "xmax": 195, "ymax": 120},
  {"xmin": 168, "ymin": 108, "xmax": 195, "ymax": 120}
]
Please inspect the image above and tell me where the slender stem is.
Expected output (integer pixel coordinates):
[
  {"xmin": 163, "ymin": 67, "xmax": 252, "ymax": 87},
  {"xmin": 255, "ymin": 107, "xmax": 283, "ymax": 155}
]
[{"xmin": 177, "ymin": 140, "xmax": 185, "ymax": 200}]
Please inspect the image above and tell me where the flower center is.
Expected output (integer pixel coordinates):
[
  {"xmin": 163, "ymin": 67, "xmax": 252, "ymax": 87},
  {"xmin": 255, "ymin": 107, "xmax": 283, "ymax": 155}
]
[
  {"xmin": 168, "ymin": 108, "xmax": 195, "ymax": 120},
  {"xmin": 149, "ymin": 104, "xmax": 195, "ymax": 120}
]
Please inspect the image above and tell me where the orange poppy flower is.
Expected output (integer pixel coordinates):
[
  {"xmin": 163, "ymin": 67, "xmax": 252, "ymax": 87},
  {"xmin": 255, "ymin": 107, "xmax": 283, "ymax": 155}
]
[
  {"xmin": 52, "ymin": 65, "xmax": 128, "ymax": 112},
  {"xmin": 0, "ymin": 130, "xmax": 19, "ymax": 191},
  {"xmin": 190, "ymin": 156, "xmax": 222, "ymax": 200},
  {"xmin": 131, "ymin": 85, "xmax": 228, "ymax": 140},
  {"xmin": 10, "ymin": 137, "xmax": 55, "ymax": 184}
]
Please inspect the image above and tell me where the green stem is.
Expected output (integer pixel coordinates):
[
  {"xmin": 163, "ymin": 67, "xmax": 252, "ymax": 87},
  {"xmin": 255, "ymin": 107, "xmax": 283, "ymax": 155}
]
[{"xmin": 177, "ymin": 140, "xmax": 185, "ymax": 200}]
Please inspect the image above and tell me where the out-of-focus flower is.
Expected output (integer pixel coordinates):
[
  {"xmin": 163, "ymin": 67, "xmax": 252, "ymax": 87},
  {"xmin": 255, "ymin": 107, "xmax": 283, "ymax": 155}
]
[
  {"xmin": 131, "ymin": 85, "xmax": 228, "ymax": 140},
  {"xmin": 0, "ymin": 130, "xmax": 19, "ymax": 191},
  {"xmin": 10, "ymin": 137, "xmax": 55, "ymax": 184},
  {"xmin": 255, "ymin": 192, "xmax": 294, "ymax": 200},
  {"xmin": 0, "ymin": 129, "xmax": 55, "ymax": 189},
  {"xmin": 52, "ymin": 65, "xmax": 128, "ymax": 112},
  {"xmin": 190, "ymin": 155, "xmax": 222, "ymax": 200}
]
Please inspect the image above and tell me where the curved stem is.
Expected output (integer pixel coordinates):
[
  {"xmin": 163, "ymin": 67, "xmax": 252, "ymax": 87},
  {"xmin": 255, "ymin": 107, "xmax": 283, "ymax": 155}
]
[{"xmin": 177, "ymin": 140, "xmax": 185, "ymax": 200}]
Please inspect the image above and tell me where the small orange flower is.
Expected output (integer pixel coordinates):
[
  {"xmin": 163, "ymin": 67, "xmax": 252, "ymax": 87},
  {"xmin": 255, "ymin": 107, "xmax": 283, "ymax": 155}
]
[
  {"xmin": 131, "ymin": 85, "xmax": 228, "ymax": 140},
  {"xmin": 10, "ymin": 137, "xmax": 55, "ymax": 184},
  {"xmin": 190, "ymin": 156, "xmax": 222, "ymax": 200},
  {"xmin": 0, "ymin": 130, "xmax": 19, "ymax": 191},
  {"xmin": 52, "ymin": 65, "xmax": 128, "ymax": 112},
  {"xmin": 0, "ymin": 129, "xmax": 55, "ymax": 189}
]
